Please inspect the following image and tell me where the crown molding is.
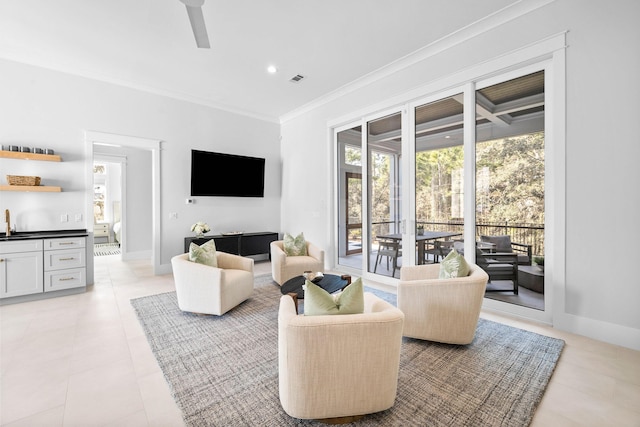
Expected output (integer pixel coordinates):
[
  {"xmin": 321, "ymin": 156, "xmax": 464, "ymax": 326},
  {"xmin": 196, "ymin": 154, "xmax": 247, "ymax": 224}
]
[{"xmin": 279, "ymin": 0, "xmax": 556, "ymax": 124}]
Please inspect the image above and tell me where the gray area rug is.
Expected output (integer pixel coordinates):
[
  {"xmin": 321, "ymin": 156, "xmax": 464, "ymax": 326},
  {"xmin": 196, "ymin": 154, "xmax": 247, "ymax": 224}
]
[{"xmin": 131, "ymin": 274, "xmax": 564, "ymax": 426}]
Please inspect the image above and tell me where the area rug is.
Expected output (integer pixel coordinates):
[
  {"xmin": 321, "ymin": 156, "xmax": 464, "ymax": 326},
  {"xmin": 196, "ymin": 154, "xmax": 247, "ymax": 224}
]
[
  {"xmin": 131, "ymin": 274, "xmax": 564, "ymax": 426},
  {"xmin": 93, "ymin": 243, "xmax": 121, "ymax": 256}
]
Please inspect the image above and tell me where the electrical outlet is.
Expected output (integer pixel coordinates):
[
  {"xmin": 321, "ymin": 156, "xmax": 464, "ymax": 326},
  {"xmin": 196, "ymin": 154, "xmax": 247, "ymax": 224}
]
[
  {"xmin": 169, "ymin": 212, "xmax": 178, "ymax": 219},
  {"xmin": 75, "ymin": 213, "xmax": 83, "ymax": 222},
  {"xmin": 60, "ymin": 213, "xmax": 68, "ymax": 223}
]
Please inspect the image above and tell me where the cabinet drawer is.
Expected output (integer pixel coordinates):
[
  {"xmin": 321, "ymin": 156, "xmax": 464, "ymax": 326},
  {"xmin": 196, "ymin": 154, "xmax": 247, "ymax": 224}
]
[
  {"xmin": 44, "ymin": 237, "xmax": 86, "ymax": 250},
  {"xmin": 44, "ymin": 248, "xmax": 86, "ymax": 270},
  {"xmin": 44, "ymin": 269, "xmax": 86, "ymax": 292},
  {"xmin": 0, "ymin": 239, "xmax": 43, "ymax": 254},
  {"xmin": 94, "ymin": 223, "xmax": 109, "ymax": 237}
]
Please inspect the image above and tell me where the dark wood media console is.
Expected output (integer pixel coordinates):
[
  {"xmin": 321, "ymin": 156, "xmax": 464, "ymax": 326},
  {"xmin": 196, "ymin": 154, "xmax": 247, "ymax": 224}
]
[{"xmin": 184, "ymin": 232, "xmax": 279, "ymax": 258}]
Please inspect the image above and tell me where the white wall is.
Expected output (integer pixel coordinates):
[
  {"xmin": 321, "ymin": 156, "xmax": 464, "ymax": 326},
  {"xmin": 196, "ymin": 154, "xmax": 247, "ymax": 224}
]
[
  {"xmin": 0, "ymin": 58, "xmax": 281, "ymax": 269},
  {"xmin": 279, "ymin": 0, "xmax": 640, "ymax": 349}
]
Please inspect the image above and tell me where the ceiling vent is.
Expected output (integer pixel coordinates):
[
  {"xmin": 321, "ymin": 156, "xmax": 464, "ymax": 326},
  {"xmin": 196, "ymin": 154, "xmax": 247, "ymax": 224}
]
[{"xmin": 289, "ymin": 74, "xmax": 305, "ymax": 83}]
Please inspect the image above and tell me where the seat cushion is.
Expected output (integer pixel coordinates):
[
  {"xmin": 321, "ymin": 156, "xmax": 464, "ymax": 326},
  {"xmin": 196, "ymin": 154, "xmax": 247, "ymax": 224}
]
[
  {"xmin": 188, "ymin": 239, "xmax": 217, "ymax": 267},
  {"xmin": 304, "ymin": 278, "xmax": 364, "ymax": 316},
  {"xmin": 283, "ymin": 232, "xmax": 308, "ymax": 256}
]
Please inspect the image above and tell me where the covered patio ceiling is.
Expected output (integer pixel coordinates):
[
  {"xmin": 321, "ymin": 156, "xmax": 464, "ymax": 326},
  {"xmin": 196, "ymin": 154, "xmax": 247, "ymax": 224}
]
[{"xmin": 351, "ymin": 71, "xmax": 545, "ymax": 153}]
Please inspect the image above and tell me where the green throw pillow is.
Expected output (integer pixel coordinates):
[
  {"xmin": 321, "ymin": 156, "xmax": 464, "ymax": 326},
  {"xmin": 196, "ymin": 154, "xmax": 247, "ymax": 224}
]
[
  {"xmin": 189, "ymin": 239, "xmax": 217, "ymax": 268},
  {"xmin": 304, "ymin": 278, "xmax": 364, "ymax": 316},
  {"xmin": 283, "ymin": 232, "xmax": 308, "ymax": 256},
  {"xmin": 439, "ymin": 249, "xmax": 470, "ymax": 279}
]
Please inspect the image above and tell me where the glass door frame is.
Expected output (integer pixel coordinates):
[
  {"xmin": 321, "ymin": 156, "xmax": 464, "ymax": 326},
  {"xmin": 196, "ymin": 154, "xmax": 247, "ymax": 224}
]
[
  {"xmin": 330, "ymin": 34, "xmax": 564, "ymax": 325},
  {"xmin": 360, "ymin": 106, "xmax": 409, "ymax": 286},
  {"xmin": 472, "ymin": 61, "xmax": 553, "ymax": 324}
]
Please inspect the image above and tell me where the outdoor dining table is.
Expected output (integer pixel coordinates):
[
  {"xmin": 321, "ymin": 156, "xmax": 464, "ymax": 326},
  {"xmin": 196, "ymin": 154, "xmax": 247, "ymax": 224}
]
[{"xmin": 376, "ymin": 231, "xmax": 463, "ymax": 265}]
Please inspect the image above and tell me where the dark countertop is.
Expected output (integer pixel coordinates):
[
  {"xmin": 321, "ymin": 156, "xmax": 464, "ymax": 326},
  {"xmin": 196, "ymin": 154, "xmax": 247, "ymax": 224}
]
[{"xmin": 0, "ymin": 229, "xmax": 88, "ymax": 242}]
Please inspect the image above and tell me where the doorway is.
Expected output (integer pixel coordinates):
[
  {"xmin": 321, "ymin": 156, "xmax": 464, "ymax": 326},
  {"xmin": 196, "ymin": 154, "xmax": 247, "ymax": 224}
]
[
  {"xmin": 92, "ymin": 156, "xmax": 124, "ymax": 257},
  {"xmin": 84, "ymin": 131, "xmax": 161, "ymax": 277}
]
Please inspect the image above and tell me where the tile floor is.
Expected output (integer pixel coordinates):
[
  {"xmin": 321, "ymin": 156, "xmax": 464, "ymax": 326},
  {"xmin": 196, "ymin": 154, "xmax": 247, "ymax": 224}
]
[{"xmin": 1, "ymin": 256, "xmax": 639, "ymax": 426}]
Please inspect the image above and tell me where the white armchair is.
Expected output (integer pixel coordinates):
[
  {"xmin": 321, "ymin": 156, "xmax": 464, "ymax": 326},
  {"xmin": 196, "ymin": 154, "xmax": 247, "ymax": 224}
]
[
  {"xmin": 278, "ymin": 292, "xmax": 404, "ymax": 421},
  {"xmin": 170, "ymin": 252, "xmax": 254, "ymax": 316},
  {"xmin": 398, "ymin": 263, "xmax": 489, "ymax": 344},
  {"xmin": 270, "ymin": 240, "xmax": 324, "ymax": 285}
]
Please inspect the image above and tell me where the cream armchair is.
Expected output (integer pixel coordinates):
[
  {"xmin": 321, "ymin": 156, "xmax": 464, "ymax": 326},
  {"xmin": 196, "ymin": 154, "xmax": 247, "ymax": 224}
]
[
  {"xmin": 398, "ymin": 263, "xmax": 489, "ymax": 345},
  {"xmin": 278, "ymin": 292, "xmax": 404, "ymax": 421},
  {"xmin": 170, "ymin": 252, "xmax": 254, "ymax": 316},
  {"xmin": 270, "ymin": 240, "xmax": 324, "ymax": 285}
]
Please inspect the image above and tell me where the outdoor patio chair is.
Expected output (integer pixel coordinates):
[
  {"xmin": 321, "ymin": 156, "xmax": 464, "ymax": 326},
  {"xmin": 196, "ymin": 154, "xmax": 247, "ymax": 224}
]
[
  {"xmin": 480, "ymin": 235, "xmax": 532, "ymax": 265},
  {"xmin": 476, "ymin": 249, "xmax": 519, "ymax": 294},
  {"xmin": 374, "ymin": 238, "xmax": 401, "ymax": 276}
]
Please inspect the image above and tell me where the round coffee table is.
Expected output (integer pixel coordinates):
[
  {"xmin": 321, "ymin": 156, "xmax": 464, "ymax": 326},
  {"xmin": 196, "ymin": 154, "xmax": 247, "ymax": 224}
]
[{"xmin": 281, "ymin": 274, "xmax": 352, "ymax": 299}]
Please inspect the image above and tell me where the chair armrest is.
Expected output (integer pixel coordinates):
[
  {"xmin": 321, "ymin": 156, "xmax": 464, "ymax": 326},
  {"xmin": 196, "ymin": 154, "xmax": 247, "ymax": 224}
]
[
  {"xmin": 216, "ymin": 251, "xmax": 254, "ymax": 273},
  {"xmin": 510, "ymin": 241, "xmax": 532, "ymax": 255},
  {"xmin": 307, "ymin": 242, "xmax": 325, "ymax": 264},
  {"xmin": 171, "ymin": 254, "xmax": 224, "ymax": 290},
  {"xmin": 271, "ymin": 241, "xmax": 286, "ymax": 263},
  {"xmin": 483, "ymin": 253, "xmax": 519, "ymax": 263},
  {"xmin": 278, "ymin": 294, "xmax": 298, "ymax": 320}
]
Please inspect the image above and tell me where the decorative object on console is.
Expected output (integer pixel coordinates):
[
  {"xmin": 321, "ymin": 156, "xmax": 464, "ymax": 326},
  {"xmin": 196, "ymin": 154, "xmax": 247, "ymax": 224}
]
[{"xmin": 190, "ymin": 221, "xmax": 210, "ymax": 238}]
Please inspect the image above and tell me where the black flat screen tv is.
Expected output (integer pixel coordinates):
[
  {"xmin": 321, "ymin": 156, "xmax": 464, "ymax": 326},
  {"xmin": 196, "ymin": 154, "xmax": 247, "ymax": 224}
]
[{"xmin": 190, "ymin": 150, "xmax": 265, "ymax": 197}]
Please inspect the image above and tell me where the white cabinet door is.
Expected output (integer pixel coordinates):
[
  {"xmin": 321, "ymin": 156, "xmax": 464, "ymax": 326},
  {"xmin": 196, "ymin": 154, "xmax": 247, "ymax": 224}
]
[{"xmin": 0, "ymin": 250, "xmax": 44, "ymax": 298}]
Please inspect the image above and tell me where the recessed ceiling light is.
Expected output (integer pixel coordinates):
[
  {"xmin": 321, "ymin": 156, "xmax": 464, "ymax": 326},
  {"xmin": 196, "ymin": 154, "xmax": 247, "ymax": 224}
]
[{"xmin": 267, "ymin": 65, "xmax": 277, "ymax": 74}]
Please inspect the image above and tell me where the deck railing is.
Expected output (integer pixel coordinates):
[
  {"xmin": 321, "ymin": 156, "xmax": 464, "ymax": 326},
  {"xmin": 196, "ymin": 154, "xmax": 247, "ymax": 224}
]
[
  {"xmin": 418, "ymin": 220, "xmax": 545, "ymax": 257},
  {"xmin": 368, "ymin": 220, "xmax": 545, "ymax": 257}
]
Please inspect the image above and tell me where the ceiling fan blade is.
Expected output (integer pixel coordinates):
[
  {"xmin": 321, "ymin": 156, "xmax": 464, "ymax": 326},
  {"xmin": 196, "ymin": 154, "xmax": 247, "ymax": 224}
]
[{"xmin": 185, "ymin": 5, "xmax": 210, "ymax": 48}]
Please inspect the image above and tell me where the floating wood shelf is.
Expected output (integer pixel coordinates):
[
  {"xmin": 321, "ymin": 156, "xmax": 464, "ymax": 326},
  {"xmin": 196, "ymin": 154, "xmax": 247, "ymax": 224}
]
[
  {"xmin": 0, "ymin": 151, "xmax": 61, "ymax": 162},
  {"xmin": 0, "ymin": 185, "xmax": 62, "ymax": 192}
]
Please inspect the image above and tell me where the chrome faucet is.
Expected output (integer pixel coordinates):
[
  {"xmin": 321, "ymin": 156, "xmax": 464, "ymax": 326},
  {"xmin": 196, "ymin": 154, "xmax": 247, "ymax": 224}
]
[{"xmin": 5, "ymin": 209, "xmax": 10, "ymax": 236}]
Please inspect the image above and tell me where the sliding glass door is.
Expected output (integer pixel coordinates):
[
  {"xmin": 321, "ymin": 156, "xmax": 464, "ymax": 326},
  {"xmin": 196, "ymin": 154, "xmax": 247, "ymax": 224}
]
[
  {"xmin": 414, "ymin": 93, "xmax": 465, "ymax": 264},
  {"xmin": 366, "ymin": 111, "xmax": 404, "ymax": 279},
  {"xmin": 335, "ymin": 65, "xmax": 550, "ymax": 321},
  {"xmin": 337, "ymin": 125, "xmax": 364, "ymax": 270},
  {"xmin": 475, "ymin": 70, "xmax": 546, "ymax": 311}
]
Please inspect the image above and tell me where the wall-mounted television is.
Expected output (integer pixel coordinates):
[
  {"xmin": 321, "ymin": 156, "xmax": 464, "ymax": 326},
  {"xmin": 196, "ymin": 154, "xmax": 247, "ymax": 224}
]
[{"xmin": 190, "ymin": 150, "xmax": 265, "ymax": 197}]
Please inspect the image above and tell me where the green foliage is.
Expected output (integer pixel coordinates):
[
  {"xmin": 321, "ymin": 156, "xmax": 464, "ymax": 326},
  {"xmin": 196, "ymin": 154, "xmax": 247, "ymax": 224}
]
[
  {"xmin": 475, "ymin": 132, "xmax": 544, "ymax": 224},
  {"xmin": 415, "ymin": 146, "xmax": 464, "ymax": 221}
]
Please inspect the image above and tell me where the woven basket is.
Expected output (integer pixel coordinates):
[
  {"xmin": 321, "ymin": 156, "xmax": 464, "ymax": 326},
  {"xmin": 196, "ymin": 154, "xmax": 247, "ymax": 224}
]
[{"xmin": 7, "ymin": 175, "xmax": 41, "ymax": 186}]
